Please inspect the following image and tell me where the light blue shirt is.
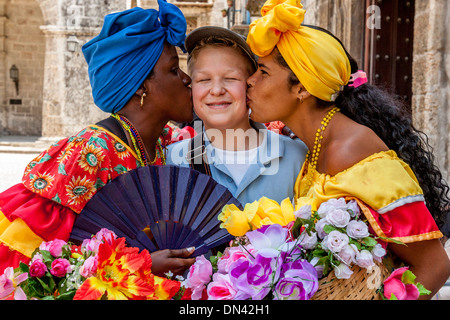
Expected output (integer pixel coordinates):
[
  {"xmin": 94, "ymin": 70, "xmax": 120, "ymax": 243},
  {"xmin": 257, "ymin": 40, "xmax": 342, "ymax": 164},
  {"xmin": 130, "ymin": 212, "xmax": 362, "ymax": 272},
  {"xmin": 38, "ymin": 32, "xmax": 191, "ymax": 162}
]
[{"xmin": 166, "ymin": 128, "xmax": 308, "ymax": 206}]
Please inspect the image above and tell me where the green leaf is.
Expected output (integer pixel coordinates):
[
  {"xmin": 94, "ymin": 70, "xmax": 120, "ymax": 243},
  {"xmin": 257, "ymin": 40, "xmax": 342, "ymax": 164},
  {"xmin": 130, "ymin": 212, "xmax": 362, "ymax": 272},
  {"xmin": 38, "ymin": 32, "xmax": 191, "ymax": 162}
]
[
  {"xmin": 377, "ymin": 236, "xmax": 406, "ymax": 246},
  {"xmin": 113, "ymin": 164, "xmax": 128, "ymax": 175},
  {"xmin": 323, "ymin": 224, "xmax": 337, "ymax": 234},
  {"xmin": 51, "ymin": 193, "xmax": 61, "ymax": 204},
  {"xmin": 95, "ymin": 178, "xmax": 106, "ymax": 189},
  {"xmin": 401, "ymin": 270, "xmax": 417, "ymax": 285},
  {"xmin": 416, "ymin": 283, "xmax": 432, "ymax": 296},
  {"xmin": 362, "ymin": 237, "xmax": 378, "ymax": 247},
  {"xmin": 389, "ymin": 293, "xmax": 399, "ymax": 300},
  {"xmin": 291, "ymin": 218, "xmax": 304, "ymax": 238},
  {"xmin": 56, "ymin": 291, "xmax": 76, "ymax": 300},
  {"xmin": 37, "ymin": 153, "xmax": 52, "ymax": 164},
  {"xmin": 89, "ymin": 136, "xmax": 109, "ymax": 150},
  {"xmin": 58, "ymin": 163, "xmax": 67, "ymax": 175},
  {"xmin": 37, "ymin": 277, "xmax": 52, "ymax": 293},
  {"xmin": 40, "ymin": 250, "xmax": 53, "ymax": 263},
  {"xmin": 19, "ymin": 262, "xmax": 30, "ymax": 273}
]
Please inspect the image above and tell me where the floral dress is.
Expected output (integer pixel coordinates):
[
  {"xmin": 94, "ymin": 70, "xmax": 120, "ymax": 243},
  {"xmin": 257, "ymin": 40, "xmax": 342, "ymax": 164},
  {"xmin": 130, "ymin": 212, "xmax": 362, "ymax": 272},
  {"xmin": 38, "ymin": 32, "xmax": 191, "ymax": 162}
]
[{"xmin": 0, "ymin": 125, "xmax": 142, "ymax": 272}]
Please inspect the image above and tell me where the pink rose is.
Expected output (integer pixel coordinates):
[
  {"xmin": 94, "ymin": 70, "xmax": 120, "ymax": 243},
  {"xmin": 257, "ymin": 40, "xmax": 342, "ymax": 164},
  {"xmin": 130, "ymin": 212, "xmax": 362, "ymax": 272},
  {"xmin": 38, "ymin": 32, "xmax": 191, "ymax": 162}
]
[
  {"xmin": 80, "ymin": 256, "xmax": 98, "ymax": 278},
  {"xmin": 207, "ymin": 273, "xmax": 237, "ymax": 300},
  {"xmin": 81, "ymin": 238, "xmax": 102, "ymax": 254},
  {"xmin": 39, "ymin": 239, "xmax": 67, "ymax": 257},
  {"xmin": 29, "ymin": 260, "xmax": 48, "ymax": 278},
  {"xmin": 50, "ymin": 258, "xmax": 71, "ymax": 277},
  {"xmin": 383, "ymin": 267, "xmax": 420, "ymax": 300},
  {"xmin": 217, "ymin": 246, "xmax": 254, "ymax": 273},
  {"xmin": 186, "ymin": 255, "xmax": 212, "ymax": 300},
  {"xmin": 94, "ymin": 228, "xmax": 117, "ymax": 245}
]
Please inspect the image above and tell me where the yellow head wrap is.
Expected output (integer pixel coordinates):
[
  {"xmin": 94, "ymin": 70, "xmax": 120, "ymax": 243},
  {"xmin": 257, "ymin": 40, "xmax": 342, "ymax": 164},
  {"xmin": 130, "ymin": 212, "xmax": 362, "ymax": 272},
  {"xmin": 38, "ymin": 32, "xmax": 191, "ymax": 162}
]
[{"xmin": 247, "ymin": 0, "xmax": 351, "ymax": 102}]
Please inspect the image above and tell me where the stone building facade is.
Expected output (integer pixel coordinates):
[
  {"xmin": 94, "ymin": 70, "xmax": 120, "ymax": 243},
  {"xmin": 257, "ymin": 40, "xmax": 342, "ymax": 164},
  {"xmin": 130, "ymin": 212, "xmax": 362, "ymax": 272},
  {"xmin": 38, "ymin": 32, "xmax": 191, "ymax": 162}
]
[{"xmin": 0, "ymin": 0, "xmax": 449, "ymax": 183}]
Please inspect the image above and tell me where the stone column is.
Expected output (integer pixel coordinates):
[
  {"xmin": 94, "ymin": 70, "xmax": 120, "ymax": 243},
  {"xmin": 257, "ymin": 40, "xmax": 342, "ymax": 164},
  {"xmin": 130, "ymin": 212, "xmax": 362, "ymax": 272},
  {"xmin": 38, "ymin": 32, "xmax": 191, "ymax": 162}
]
[
  {"xmin": 36, "ymin": 0, "xmax": 127, "ymax": 138},
  {"xmin": 412, "ymin": 0, "xmax": 450, "ymax": 183}
]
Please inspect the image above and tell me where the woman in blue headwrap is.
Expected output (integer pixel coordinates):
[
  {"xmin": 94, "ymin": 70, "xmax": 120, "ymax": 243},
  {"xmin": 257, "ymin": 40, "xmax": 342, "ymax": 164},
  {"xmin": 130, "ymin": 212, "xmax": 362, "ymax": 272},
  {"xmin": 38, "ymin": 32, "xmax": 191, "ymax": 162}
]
[{"xmin": 0, "ymin": 1, "xmax": 196, "ymax": 281}]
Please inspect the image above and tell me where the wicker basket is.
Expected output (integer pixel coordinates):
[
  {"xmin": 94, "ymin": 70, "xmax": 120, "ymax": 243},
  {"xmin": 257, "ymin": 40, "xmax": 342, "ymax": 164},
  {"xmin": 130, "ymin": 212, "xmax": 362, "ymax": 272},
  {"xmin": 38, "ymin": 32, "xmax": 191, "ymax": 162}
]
[{"xmin": 311, "ymin": 262, "xmax": 390, "ymax": 300}]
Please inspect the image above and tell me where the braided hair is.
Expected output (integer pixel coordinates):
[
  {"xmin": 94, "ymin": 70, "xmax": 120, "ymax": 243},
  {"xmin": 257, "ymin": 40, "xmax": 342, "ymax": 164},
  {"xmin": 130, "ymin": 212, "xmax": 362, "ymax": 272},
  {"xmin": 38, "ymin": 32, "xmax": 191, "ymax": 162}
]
[{"xmin": 274, "ymin": 25, "xmax": 450, "ymax": 236}]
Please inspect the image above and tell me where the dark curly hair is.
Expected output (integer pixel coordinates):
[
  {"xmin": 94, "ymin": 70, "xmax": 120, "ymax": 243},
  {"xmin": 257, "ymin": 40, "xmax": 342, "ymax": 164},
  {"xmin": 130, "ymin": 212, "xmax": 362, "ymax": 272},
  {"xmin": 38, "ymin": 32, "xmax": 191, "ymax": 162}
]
[{"xmin": 275, "ymin": 25, "xmax": 450, "ymax": 236}]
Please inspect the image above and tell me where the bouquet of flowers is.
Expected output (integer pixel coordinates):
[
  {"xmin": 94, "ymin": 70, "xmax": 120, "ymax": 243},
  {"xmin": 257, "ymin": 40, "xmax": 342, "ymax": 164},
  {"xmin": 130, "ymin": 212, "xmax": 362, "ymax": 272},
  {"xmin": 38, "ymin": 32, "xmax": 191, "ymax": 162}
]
[
  {"xmin": 182, "ymin": 197, "xmax": 431, "ymax": 300},
  {"xmin": 0, "ymin": 229, "xmax": 181, "ymax": 300}
]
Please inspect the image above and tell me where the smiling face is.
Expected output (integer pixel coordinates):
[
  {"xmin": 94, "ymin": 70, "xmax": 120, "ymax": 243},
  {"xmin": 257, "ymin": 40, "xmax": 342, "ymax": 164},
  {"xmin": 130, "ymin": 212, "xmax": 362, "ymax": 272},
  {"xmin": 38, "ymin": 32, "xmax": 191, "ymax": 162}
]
[
  {"xmin": 246, "ymin": 50, "xmax": 300, "ymax": 124},
  {"xmin": 190, "ymin": 46, "xmax": 253, "ymax": 131}
]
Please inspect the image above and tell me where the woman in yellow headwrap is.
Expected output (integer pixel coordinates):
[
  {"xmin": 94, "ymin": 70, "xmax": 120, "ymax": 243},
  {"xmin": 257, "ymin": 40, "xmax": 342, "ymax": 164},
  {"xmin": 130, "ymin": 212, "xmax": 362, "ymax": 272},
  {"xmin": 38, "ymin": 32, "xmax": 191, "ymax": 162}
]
[{"xmin": 246, "ymin": 0, "xmax": 450, "ymax": 299}]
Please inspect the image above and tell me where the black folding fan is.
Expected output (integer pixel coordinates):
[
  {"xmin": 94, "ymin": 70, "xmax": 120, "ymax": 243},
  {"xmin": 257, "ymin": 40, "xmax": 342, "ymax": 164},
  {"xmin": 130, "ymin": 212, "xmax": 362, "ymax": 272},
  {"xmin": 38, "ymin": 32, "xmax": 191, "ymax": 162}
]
[{"xmin": 70, "ymin": 165, "xmax": 241, "ymax": 256}]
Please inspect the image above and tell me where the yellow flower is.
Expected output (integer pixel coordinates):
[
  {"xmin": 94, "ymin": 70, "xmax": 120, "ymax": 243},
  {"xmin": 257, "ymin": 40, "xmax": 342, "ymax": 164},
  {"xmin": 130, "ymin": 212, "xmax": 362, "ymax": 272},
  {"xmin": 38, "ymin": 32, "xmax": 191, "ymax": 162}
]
[
  {"xmin": 219, "ymin": 204, "xmax": 252, "ymax": 237},
  {"xmin": 295, "ymin": 196, "xmax": 318, "ymax": 213},
  {"xmin": 78, "ymin": 143, "xmax": 105, "ymax": 174},
  {"xmin": 219, "ymin": 197, "xmax": 296, "ymax": 236}
]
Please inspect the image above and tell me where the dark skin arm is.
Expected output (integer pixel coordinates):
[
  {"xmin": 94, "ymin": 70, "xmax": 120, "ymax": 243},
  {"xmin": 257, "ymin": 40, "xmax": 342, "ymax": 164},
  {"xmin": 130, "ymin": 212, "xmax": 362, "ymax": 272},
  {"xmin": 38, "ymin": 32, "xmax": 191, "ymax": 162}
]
[
  {"xmin": 389, "ymin": 240, "xmax": 450, "ymax": 300},
  {"xmin": 150, "ymin": 247, "xmax": 196, "ymax": 277},
  {"xmin": 322, "ymin": 116, "xmax": 450, "ymax": 299}
]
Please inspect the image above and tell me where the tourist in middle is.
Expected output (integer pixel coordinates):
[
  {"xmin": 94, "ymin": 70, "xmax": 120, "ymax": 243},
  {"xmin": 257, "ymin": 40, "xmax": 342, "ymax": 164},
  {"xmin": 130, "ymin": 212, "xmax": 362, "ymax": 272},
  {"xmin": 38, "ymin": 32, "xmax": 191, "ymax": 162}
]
[{"xmin": 167, "ymin": 26, "xmax": 307, "ymax": 205}]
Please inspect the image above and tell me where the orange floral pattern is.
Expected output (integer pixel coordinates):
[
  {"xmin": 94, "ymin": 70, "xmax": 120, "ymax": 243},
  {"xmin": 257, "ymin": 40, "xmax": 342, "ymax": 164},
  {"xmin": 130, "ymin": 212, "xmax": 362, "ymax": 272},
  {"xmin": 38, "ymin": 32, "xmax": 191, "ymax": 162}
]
[
  {"xmin": 73, "ymin": 235, "xmax": 180, "ymax": 300},
  {"xmin": 22, "ymin": 125, "xmax": 140, "ymax": 214}
]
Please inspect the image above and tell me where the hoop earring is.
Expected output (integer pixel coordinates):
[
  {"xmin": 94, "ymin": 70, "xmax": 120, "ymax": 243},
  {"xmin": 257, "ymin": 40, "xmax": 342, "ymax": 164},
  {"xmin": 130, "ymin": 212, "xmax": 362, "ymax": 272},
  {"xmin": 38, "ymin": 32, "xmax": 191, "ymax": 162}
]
[{"xmin": 140, "ymin": 93, "xmax": 147, "ymax": 108}]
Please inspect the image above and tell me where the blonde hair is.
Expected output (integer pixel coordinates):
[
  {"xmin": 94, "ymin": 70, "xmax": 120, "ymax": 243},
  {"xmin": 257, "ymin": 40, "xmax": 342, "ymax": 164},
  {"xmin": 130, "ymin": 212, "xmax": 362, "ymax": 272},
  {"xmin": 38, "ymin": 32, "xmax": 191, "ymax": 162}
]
[{"xmin": 187, "ymin": 36, "xmax": 255, "ymax": 76}]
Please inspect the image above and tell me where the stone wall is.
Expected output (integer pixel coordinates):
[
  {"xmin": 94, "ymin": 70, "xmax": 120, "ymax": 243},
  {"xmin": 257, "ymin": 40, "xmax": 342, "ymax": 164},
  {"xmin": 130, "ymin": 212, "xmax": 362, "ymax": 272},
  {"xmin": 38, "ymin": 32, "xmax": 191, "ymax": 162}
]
[
  {"xmin": 36, "ymin": 0, "xmax": 127, "ymax": 138},
  {"xmin": 412, "ymin": 0, "xmax": 449, "ymax": 182},
  {"xmin": 0, "ymin": 0, "xmax": 45, "ymax": 136}
]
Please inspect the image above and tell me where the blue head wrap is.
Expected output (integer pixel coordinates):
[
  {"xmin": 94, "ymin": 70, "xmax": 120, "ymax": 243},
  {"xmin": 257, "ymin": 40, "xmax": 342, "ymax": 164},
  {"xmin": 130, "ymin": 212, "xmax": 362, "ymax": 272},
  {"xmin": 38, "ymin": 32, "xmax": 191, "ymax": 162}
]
[{"xmin": 82, "ymin": 0, "xmax": 187, "ymax": 113}]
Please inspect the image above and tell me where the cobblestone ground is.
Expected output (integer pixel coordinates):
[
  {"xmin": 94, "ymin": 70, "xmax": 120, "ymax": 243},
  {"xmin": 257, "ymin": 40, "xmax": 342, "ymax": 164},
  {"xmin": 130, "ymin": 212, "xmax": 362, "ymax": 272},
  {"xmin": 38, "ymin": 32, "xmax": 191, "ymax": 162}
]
[{"xmin": 0, "ymin": 149, "xmax": 449, "ymax": 299}]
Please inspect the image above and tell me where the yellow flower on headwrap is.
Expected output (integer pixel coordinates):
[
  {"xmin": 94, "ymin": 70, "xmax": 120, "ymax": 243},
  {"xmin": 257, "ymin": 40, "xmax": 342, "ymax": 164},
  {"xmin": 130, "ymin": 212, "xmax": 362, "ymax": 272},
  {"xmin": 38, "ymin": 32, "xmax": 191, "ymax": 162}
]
[{"xmin": 247, "ymin": 0, "xmax": 351, "ymax": 102}]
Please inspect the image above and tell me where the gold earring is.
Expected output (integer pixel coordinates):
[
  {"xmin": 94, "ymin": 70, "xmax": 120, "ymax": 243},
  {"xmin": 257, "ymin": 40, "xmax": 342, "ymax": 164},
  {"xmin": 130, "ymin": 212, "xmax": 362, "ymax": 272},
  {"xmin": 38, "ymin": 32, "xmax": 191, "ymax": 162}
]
[{"xmin": 140, "ymin": 93, "xmax": 147, "ymax": 108}]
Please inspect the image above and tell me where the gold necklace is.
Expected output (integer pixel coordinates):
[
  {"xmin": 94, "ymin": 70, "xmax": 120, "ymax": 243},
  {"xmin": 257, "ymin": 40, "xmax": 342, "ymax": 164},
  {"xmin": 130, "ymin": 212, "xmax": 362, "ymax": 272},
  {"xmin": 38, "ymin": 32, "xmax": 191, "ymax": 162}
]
[
  {"xmin": 300, "ymin": 107, "xmax": 340, "ymax": 197},
  {"xmin": 111, "ymin": 113, "xmax": 167, "ymax": 166}
]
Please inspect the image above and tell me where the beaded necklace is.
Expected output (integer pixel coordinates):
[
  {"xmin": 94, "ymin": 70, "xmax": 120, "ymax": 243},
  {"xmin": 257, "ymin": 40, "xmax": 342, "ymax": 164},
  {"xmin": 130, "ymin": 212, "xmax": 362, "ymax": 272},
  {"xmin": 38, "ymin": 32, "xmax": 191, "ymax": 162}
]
[
  {"xmin": 111, "ymin": 113, "xmax": 166, "ymax": 166},
  {"xmin": 300, "ymin": 107, "xmax": 340, "ymax": 197}
]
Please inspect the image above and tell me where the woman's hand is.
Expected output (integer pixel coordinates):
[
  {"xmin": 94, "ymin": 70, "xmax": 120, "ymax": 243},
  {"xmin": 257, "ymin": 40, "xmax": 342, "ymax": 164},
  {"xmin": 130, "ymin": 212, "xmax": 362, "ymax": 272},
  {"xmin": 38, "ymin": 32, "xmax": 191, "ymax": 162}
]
[{"xmin": 150, "ymin": 247, "xmax": 196, "ymax": 277}]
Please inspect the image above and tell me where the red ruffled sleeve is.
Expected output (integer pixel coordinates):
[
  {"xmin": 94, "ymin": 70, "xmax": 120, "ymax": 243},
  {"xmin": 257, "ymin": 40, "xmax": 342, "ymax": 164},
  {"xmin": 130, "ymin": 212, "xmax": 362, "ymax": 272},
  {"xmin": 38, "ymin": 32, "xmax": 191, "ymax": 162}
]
[
  {"xmin": 0, "ymin": 125, "xmax": 140, "ymax": 273},
  {"xmin": 356, "ymin": 199, "xmax": 443, "ymax": 245}
]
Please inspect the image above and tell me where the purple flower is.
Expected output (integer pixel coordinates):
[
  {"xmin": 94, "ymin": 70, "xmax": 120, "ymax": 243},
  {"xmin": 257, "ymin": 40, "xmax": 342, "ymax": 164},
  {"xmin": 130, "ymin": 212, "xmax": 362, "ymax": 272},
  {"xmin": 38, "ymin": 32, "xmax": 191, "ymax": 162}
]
[
  {"xmin": 229, "ymin": 254, "xmax": 278, "ymax": 300},
  {"xmin": 274, "ymin": 260, "xmax": 318, "ymax": 300},
  {"xmin": 246, "ymin": 224, "xmax": 289, "ymax": 258}
]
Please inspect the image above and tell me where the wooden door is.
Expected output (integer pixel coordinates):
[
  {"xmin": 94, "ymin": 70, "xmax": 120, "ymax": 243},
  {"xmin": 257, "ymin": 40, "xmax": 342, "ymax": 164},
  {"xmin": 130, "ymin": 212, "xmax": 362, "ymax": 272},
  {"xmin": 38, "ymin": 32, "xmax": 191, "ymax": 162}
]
[{"xmin": 365, "ymin": 0, "xmax": 415, "ymax": 111}]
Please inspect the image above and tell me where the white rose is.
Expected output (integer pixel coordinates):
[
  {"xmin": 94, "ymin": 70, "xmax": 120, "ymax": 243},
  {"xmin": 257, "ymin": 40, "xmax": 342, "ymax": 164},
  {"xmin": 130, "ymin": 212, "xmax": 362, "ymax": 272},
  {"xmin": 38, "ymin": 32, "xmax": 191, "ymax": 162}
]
[
  {"xmin": 334, "ymin": 264, "xmax": 353, "ymax": 280},
  {"xmin": 345, "ymin": 200, "xmax": 361, "ymax": 217},
  {"xmin": 326, "ymin": 208, "xmax": 351, "ymax": 228},
  {"xmin": 317, "ymin": 198, "xmax": 348, "ymax": 219},
  {"xmin": 310, "ymin": 257, "xmax": 324, "ymax": 279},
  {"xmin": 355, "ymin": 250, "xmax": 375, "ymax": 269},
  {"xmin": 371, "ymin": 244, "xmax": 387, "ymax": 263},
  {"xmin": 315, "ymin": 218, "xmax": 329, "ymax": 239},
  {"xmin": 337, "ymin": 244, "xmax": 358, "ymax": 265},
  {"xmin": 298, "ymin": 231, "xmax": 318, "ymax": 250},
  {"xmin": 294, "ymin": 204, "xmax": 313, "ymax": 220},
  {"xmin": 346, "ymin": 220, "xmax": 370, "ymax": 239},
  {"xmin": 323, "ymin": 231, "xmax": 349, "ymax": 253}
]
